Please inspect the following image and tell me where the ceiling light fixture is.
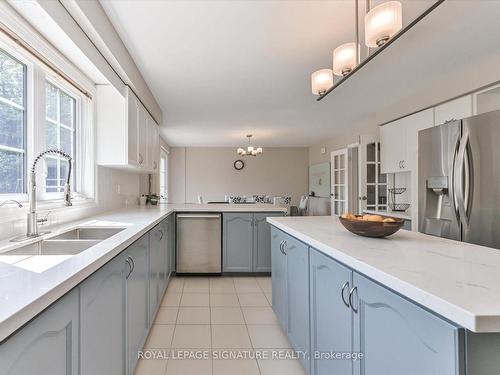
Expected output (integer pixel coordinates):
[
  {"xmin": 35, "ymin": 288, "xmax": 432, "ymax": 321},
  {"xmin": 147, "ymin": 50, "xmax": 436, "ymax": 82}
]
[
  {"xmin": 310, "ymin": 0, "xmax": 426, "ymax": 100},
  {"xmin": 333, "ymin": 42, "xmax": 359, "ymax": 76},
  {"xmin": 311, "ymin": 69, "xmax": 334, "ymax": 96},
  {"xmin": 237, "ymin": 134, "xmax": 263, "ymax": 156},
  {"xmin": 365, "ymin": 1, "xmax": 403, "ymax": 47}
]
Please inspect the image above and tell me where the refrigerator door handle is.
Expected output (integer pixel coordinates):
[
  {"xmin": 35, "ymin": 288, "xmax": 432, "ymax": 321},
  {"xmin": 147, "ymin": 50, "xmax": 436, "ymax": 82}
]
[
  {"xmin": 449, "ymin": 131, "xmax": 461, "ymax": 226},
  {"xmin": 455, "ymin": 130, "xmax": 472, "ymax": 227}
]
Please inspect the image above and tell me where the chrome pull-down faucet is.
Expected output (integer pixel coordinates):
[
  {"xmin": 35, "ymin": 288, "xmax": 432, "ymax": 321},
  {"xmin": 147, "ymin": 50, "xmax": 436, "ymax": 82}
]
[{"xmin": 26, "ymin": 149, "xmax": 72, "ymax": 238}]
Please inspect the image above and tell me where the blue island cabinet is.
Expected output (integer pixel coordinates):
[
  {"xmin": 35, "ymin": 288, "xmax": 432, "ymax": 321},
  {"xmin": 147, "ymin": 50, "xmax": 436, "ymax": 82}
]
[
  {"xmin": 271, "ymin": 226, "xmax": 310, "ymax": 372},
  {"xmin": 271, "ymin": 226, "xmax": 287, "ymax": 330},
  {"xmin": 0, "ymin": 289, "xmax": 79, "ymax": 375},
  {"xmin": 352, "ymin": 272, "xmax": 463, "ymax": 375},
  {"xmin": 309, "ymin": 248, "xmax": 353, "ymax": 375}
]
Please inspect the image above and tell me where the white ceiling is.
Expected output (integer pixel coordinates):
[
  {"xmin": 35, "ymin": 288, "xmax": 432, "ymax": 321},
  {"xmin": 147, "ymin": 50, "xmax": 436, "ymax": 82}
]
[{"xmin": 100, "ymin": 0, "xmax": 434, "ymax": 147}]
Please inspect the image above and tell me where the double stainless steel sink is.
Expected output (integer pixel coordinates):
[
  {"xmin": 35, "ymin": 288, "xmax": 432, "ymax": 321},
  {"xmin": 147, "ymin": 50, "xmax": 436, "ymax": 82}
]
[{"xmin": 2, "ymin": 227, "xmax": 125, "ymax": 256}]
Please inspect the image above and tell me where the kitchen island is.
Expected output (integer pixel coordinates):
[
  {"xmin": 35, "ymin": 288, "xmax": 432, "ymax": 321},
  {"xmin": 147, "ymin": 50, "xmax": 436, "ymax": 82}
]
[{"xmin": 267, "ymin": 215, "xmax": 500, "ymax": 375}]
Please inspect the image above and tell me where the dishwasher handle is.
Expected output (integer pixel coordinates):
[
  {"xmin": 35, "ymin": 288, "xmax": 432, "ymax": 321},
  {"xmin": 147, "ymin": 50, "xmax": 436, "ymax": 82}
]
[{"xmin": 177, "ymin": 214, "xmax": 221, "ymax": 219}]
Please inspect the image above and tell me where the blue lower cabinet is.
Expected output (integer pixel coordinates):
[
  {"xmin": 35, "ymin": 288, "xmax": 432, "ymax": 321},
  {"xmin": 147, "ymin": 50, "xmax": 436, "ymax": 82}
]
[
  {"xmin": 253, "ymin": 212, "xmax": 282, "ymax": 272},
  {"xmin": 224, "ymin": 212, "xmax": 284, "ymax": 273},
  {"xmin": 271, "ymin": 226, "xmax": 288, "ymax": 330},
  {"xmin": 352, "ymin": 272, "xmax": 462, "ymax": 375},
  {"xmin": 223, "ymin": 213, "xmax": 254, "ymax": 272},
  {"xmin": 164, "ymin": 216, "xmax": 172, "ymax": 284},
  {"xmin": 169, "ymin": 215, "xmax": 176, "ymax": 274},
  {"xmin": 0, "ymin": 289, "xmax": 79, "ymax": 375},
  {"xmin": 283, "ymin": 233, "xmax": 310, "ymax": 372},
  {"xmin": 149, "ymin": 222, "xmax": 164, "ymax": 324},
  {"xmin": 80, "ymin": 252, "xmax": 127, "ymax": 375},
  {"xmin": 309, "ymin": 248, "xmax": 353, "ymax": 375},
  {"xmin": 126, "ymin": 234, "xmax": 150, "ymax": 375}
]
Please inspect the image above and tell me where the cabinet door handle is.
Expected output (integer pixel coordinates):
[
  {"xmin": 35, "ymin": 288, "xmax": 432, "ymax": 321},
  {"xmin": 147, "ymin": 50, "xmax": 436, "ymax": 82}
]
[
  {"xmin": 159, "ymin": 229, "xmax": 164, "ymax": 240},
  {"xmin": 128, "ymin": 256, "xmax": 135, "ymax": 274},
  {"xmin": 341, "ymin": 281, "xmax": 350, "ymax": 308},
  {"xmin": 125, "ymin": 258, "xmax": 133, "ymax": 279},
  {"xmin": 279, "ymin": 240, "xmax": 284, "ymax": 254},
  {"xmin": 348, "ymin": 286, "xmax": 358, "ymax": 313},
  {"xmin": 282, "ymin": 240, "xmax": 287, "ymax": 255}
]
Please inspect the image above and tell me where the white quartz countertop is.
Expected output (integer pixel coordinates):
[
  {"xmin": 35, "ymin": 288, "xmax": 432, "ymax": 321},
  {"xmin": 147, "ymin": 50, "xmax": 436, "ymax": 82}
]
[
  {"xmin": 267, "ymin": 216, "xmax": 500, "ymax": 333},
  {"xmin": 0, "ymin": 203, "xmax": 285, "ymax": 342}
]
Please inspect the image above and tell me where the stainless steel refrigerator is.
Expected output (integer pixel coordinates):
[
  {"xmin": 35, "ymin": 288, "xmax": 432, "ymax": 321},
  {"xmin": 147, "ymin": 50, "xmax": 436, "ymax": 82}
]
[{"xmin": 418, "ymin": 109, "xmax": 500, "ymax": 249}]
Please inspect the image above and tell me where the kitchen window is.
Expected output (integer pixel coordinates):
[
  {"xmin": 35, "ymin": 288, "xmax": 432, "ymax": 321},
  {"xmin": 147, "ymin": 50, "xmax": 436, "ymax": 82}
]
[
  {"xmin": 0, "ymin": 36, "xmax": 94, "ymax": 205},
  {"xmin": 159, "ymin": 148, "xmax": 168, "ymax": 201},
  {"xmin": 0, "ymin": 49, "xmax": 26, "ymax": 194},
  {"xmin": 45, "ymin": 81, "xmax": 76, "ymax": 193}
]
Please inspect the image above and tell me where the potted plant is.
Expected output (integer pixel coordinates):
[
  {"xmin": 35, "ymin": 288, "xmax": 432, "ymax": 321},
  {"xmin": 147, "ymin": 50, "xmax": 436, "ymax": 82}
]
[{"xmin": 147, "ymin": 193, "xmax": 159, "ymax": 205}]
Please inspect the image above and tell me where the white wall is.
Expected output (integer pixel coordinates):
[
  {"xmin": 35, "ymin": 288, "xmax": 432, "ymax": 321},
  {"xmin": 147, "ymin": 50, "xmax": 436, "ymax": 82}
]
[
  {"xmin": 309, "ymin": 122, "xmax": 380, "ymax": 166},
  {"xmin": 169, "ymin": 147, "xmax": 309, "ymax": 206}
]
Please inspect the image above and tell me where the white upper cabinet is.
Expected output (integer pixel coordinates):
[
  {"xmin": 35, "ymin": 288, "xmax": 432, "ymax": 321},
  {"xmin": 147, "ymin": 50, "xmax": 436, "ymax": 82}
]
[
  {"xmin": 380, "ymin": 109, "xmax": 434, "ymax": 174},
  {"xmin": 434, "ymin": 95, "xmax": 473, "ymax": 126},
  {"xmin": 137, "ymin": 101, "xmax": 148, "ymax": 168},
  {"xmin": 405, "ymin": 108, "xmax": 435, "ymax": 171},
  {"xmin": 380, "ymin": 118, "xmax": 407, "ymax": 174},
  {"xmin": 127, "ymin": 89, "xmax": 140, "ymax": 167},
  {"xmin": 147, "ymin": 115, "xmax": 160, "ymax": 172},
  {"xmin": 97, "ymin": 85, "xmax": 159, "ymax": 173},
  {"xmin": 474, "ymin": 85, "xmax": 500, "ymax": 115}
]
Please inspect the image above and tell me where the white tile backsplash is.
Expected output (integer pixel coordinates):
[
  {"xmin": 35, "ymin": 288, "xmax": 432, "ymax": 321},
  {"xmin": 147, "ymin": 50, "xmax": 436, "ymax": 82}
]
[{"xmin": 0, "ymin": 166, "xmax": 141, "ymax": 241}]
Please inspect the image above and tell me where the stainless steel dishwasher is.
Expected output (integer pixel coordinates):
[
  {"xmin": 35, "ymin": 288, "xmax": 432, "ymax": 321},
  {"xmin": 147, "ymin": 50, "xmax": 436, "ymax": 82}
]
[{"xmin": 176, "ymin": 213, "xmax": 222, "ymax": 273}]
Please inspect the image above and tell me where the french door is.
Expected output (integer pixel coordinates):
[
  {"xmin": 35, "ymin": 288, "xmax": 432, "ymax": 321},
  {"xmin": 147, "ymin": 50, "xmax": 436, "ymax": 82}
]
[
  {"xmin": 330, "ymin": 148, "xmax": 349, "ymax": 216},
  {"xmin": 359, "ymin": 136, "xmax": 387, "ymax": 212}
]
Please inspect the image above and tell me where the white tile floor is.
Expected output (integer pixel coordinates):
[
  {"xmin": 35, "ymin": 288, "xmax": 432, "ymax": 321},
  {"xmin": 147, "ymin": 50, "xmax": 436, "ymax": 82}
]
[{"xmin": 135, "ymin": 276, "xmax": 306, "ymax": 375}]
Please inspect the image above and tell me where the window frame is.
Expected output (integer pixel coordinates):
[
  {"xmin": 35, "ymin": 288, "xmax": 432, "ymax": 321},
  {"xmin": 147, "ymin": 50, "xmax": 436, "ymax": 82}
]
[
  {"xmin": 159, "ymin": 147, "xmax": 168, "ymax": 201},
  {"xmin": 39, "ymin": 77, "xmax": 80, "ymax": 200},
  {"xmin": 0, "ymin": 47, "xmax": 28, "ymax": 195},
  {"xmin": 0, "ymin": 36, "xmax": 94, "ymax": 206}
]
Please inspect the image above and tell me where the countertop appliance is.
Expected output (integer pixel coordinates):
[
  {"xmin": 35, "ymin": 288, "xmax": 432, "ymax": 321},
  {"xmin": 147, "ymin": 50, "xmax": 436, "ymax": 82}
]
[
  {"xmin": 418, "ymin": 109, "xmax": 500, "ymax": 249},
  {"xmin": 176, "ymin": 213, "xmax": 221, "ymax": 273}
]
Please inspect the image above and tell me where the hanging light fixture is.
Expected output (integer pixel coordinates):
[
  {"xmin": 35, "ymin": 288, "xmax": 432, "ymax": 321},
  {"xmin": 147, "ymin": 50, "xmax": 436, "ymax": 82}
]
[
  {"xmin": 365, "ymin": 1, "xmax": 403, "ymax": 48},
  {"xmin": 311, "ymin": 69, "xmax": 333, "ymax": 96},
  {"xmin": 333, "ymin": 42, "xmax": 359, "ymax": 76},
  {"xmin": 237, "ymin": 134, "xmax": 263, "ymax": 157}
]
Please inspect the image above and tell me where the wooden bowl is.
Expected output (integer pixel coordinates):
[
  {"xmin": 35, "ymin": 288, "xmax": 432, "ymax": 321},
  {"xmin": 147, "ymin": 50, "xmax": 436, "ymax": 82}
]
[{"xmin": 339, "ymin": 216, "xmax": 404, "ymax": 238}]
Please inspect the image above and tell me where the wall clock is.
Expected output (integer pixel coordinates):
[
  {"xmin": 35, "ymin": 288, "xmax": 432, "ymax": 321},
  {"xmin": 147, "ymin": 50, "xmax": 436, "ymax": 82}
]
[{"xmin": 234, "ymin": 159, "xmax": 245, "ymax": 170}]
